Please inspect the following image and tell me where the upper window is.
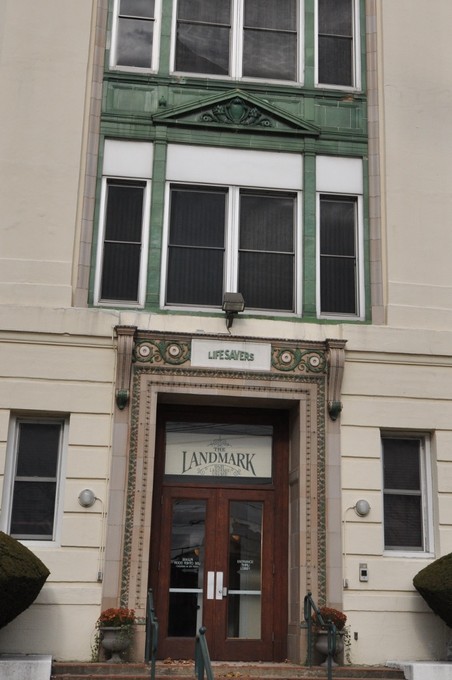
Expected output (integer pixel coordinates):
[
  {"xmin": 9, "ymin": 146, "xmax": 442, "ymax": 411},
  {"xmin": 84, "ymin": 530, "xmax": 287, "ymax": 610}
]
[
  {"xmin": 173, "ymin": 0, "xmax": 301, "ymax": 82},
  {"xmin": 319, "ymin": 195, "xmax": 358, "ymax": 315},
  {"xmin": 94, "ymin": 140, "xmax": 153, "ymax": 307},
  {"xmin": 316, "ymin": 156, "xmax": 364, "ymax": 319},
  {"xmin": 3, "ymin": 418, "xmax": 67, "ymax": 542},
  {"xmin": 166, "ymin": 185, "xmax": 297, "ymax": 312},
  {"xmin": 382, "ymin": 435, "xmax": 433, "ymax": 554},
  {"xmin": 110, "ymin": 0, "xmax": 161, "ymax": 71},
  {"xmin": 316, "ymin": 0, "xmax": 360, "ymax": 88},
  {"xmin": 162, "ymin": 145, "xmax": 303, "ymax": 314}
]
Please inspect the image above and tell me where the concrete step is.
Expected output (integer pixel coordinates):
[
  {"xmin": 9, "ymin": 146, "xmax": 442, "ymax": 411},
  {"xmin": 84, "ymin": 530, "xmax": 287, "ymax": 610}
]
[{"xmin": 51, "ymin": 661, "xmax": 405, "ymax": 680}]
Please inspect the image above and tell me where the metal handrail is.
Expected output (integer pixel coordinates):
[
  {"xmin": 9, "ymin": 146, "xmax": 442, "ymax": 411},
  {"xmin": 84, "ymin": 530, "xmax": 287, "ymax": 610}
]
[
  {"xmin": 303, "ymin": 591, "xmax": 336, "ymax": 680},
  {"xmin": 195, "ymin": 626, "xmax": 214, "ymax": 680},
  {"xmin": 145, "ymin": 588, "xmax": 159, "ymax": 680}
]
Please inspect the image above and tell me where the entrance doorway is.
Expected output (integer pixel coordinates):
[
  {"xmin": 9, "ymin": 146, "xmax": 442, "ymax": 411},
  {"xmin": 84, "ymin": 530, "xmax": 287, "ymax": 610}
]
[{"xmin": 149, "ymin": 406, "xmax": 288, "ymax": 661}]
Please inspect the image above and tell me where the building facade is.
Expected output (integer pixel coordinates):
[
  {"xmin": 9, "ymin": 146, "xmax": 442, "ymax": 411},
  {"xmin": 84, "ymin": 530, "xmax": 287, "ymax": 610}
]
[{"xmin": 1, "ymin": 0, "xmax": 452, "ymax": 665}]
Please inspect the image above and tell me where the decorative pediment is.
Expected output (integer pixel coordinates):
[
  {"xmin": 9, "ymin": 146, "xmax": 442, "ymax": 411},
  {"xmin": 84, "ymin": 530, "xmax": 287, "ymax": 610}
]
[{"xmin": 152, "ymin": 90, "xmax": 320, "ymax": 137}]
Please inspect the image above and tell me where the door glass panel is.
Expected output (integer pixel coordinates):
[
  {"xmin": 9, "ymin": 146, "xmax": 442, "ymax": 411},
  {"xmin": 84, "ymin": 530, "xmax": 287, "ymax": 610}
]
[
  {"xmin": 168, "ymin": 499, "xmax": 206, "ymax": 636},
  {"xmin": 227, "ymin": 501, "xmax": 263, "ymax": 638}
]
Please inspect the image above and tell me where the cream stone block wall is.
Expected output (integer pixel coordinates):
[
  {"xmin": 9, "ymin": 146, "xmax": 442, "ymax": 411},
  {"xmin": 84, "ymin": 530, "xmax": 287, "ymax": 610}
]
[
  {"xmin": 339, "ymin": 324, "xmax": 452, "ymax": 663},
  {"xmin": 378, "ymin": 0, "xmax": 452, "ymax": 330},
  {"xmin": 0, "ymin": 308, "xmax": 117, "ymax": 660},
  {"xmin": 0, "ymin": 602, "xmax": 102, "ymax": 660},
  {"xmin": 0, "ymin": 0, "xmax": 96, "ymax": 307}
]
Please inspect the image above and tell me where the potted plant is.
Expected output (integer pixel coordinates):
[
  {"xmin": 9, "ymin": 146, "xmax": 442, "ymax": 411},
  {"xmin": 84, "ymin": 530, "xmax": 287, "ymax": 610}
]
[
  {"xmin": 95, "ymin": 607, "xmax": 135, "ymax": 663},
  {"xmin": 312, "ymin": 606, "xmax": 348, "ymax": 666}
]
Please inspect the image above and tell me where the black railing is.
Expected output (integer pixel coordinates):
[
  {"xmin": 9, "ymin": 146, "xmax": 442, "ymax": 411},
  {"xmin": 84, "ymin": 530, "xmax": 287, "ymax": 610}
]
[
  {"xmin": 303, "ymin": 591, "xmax": 336, "ymax": 680},
  {"xmin": 195, "ymin": 627, "xmax": 214, "ymax": 680},
  {"xmin": 145, "ymin": 588, "xmax": 159, "ymax": 680}
]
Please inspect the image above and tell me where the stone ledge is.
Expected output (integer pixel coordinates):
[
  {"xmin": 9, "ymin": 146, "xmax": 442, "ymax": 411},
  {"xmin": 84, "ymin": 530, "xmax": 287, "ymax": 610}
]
[
  {"xmin": 387, "ymin": 661, "xmax": 452, "ymax": 680},
  {"xmin": 0, "ymin": 654, "xmax": 52, "ymax": 680}
]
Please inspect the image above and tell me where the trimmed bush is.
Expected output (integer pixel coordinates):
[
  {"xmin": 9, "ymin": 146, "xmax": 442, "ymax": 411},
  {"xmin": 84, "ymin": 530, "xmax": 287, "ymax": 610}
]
[
  {"xmin": 0, "ymin": 531, "xmax": 50, "ymax": 629},
  {"xmin": 413, "ymin": 552, "xmax": 452, "ymax": 627}
]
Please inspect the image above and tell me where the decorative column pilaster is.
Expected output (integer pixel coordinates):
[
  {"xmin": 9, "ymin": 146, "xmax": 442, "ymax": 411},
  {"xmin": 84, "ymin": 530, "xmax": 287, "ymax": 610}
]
[
  {"xmin": 326, "ymin": 339, "xmax": 347, "ymax": 420},
  {"xmin": 115, "ymin": 326, "xmax": 137, "ymax": 410}
]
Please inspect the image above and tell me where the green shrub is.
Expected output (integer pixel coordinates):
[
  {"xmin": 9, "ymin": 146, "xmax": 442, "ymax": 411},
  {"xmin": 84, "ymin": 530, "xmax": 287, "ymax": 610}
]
[
  {"xmin": 0, "ymin": 531, "xmax": 50, "ymax": 629},
  {"xmin": 413, "ymin": 552, "xmax": 452, "ymax": 627}
]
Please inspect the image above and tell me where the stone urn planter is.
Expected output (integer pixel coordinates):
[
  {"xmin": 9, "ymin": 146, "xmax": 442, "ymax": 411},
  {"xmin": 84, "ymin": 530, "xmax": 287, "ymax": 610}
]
[
  {"xmin": 315, "ymin": 629, "xmax": 345, "ymax": 666},
  {"xmin": 100, "ymin": 626, "xmax": 132, "ymax": 663},
  {"xmin": 95, "ymin": 607, "xmax": 135, "ymax": 663}
]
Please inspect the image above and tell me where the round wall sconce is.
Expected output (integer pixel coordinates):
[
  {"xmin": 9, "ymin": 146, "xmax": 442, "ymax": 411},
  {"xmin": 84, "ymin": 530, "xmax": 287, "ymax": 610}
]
[
  {"xmin": 78, "ymin": 489, "xmax": 96, "ymax": 508},
  {"xmin": 354, "ymin": 499, "xmax": 371, "ymax": 517}
]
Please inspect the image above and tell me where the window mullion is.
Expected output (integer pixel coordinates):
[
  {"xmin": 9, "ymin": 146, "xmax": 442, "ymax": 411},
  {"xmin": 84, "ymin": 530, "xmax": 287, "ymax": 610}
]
[
  {"xmin": 232, "ymin": 0, "xmax": 242, "ymax": 78},
  {"xmin": 226, "ymin": 187, "xmax": 240, "ymax": 292}
]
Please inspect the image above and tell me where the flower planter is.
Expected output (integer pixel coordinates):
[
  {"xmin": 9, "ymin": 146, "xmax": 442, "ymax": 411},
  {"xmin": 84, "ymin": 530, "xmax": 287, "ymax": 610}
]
[
  {"xmin": 100, "ymin": 626, "xmax": 132, "ymax": 663},
  {"xmin": 315, "ymin": 629, "xmax": 344, "ymax": 666}
]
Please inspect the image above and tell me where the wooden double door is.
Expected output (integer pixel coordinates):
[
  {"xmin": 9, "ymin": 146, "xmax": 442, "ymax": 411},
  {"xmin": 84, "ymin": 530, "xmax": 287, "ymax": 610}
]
[{"xmin": 150, "ymin": 407, "xmax": 288, "ymax": 661}]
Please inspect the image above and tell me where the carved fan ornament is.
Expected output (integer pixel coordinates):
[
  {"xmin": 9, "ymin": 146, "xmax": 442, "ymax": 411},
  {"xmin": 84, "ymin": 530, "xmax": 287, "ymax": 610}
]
[{"xmin": 200, "ymin": 97, "xmax": 272, "ymax": 128}]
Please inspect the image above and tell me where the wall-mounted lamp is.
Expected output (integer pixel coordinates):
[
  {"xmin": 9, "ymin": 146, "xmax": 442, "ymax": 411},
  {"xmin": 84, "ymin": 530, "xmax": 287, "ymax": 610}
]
[
  {"xmin": 222, "ymin": 292, "xmax": 245, "ymax": 329},
  {"xmin": 354, "ymin": 499, "xmax": 371, "ymax": 517},
  {"xmin": 78, "ymin": 489, "xmax": 97, "ymax": 508}
]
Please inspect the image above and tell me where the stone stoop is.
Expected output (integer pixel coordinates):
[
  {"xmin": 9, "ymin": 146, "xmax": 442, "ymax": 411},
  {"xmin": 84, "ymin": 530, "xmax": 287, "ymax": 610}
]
[{"xmin": 51, "ymin": 661, "xmax": 406, "ymax": 680}]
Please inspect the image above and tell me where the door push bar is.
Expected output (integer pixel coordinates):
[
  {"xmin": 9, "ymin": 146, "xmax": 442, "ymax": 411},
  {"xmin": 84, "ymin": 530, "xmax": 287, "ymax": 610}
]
[{"xmin": 207, "ymin": 571, "xmax": 228, "ymax": 600}]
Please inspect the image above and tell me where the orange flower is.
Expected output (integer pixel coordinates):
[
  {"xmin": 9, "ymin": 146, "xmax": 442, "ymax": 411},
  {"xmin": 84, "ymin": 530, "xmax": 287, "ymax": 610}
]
[
  {"xmin": 313, "ymin": 606, "xmax": 347, "ymax": 631},
  {"xmin": 97, "ymin": 607, "xmax": 135, "ymax": 628}
]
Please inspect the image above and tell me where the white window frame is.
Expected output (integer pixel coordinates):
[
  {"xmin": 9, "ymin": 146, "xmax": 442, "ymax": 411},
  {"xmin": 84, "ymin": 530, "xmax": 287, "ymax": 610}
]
[
  {"xmin": 314, "ymin": 0, "xmax": 361, "ymax": 91},
  {"xmin": 94, "ymin": 140, "xmax": 153, "ymax": 308},
  {"xmin": 381, "ymin": 432, "xmax": 434, "ymax": 557},
  {"xmin": 316, "ymin": 155, "xmax": 364, "ymax": 320},
  {"xmin": 1, "ymin": 416, "xmax": 68, "ymax": 546},
  {"xmin": 110, "ymin": 0, "xmax": 162, "ymax": 73},
  {"xmin": 161, "ymin": 145, "xmax": 303, "ymax": 315},
  {"xmin": 170, "ymin": 0, "xmax": 305, "ymax": 85}
]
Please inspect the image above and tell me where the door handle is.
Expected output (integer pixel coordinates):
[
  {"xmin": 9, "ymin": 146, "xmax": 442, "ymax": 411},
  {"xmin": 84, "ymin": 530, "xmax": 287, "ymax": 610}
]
[
  {"xmin": 207, "ymin": 571, "xmax": 226, "ymax": 600},
  {"xmin": 207, "ymin": 571, "xmax": 215, "ymax": 600},
  {"xmin": 215, "ymin": 571, "xmax": 223, "ymax": 600}
]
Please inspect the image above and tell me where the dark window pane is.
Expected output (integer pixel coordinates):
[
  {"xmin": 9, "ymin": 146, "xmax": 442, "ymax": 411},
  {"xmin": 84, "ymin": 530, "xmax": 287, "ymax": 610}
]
[
  {"xmin": 170, "ymin": 188, "xmax": 226, "ymax": 248},
  {"xmin": 239, "ymin": 192, "xmax": 295, "ymax": 311},
  {"xmin": 244, "ymin": 0, "xmax": 296, "ymax": 32},
  {"xmin": 105, "ymin": 182, "xmax": 145, "ymax": 242},
  {"xmin": 243, "ymin": 30, "xmax": 297, "ymax": 80},
  {"xmin": 318, "ymin": 0, "xmax": 353, "ymax": 86},
  {"xmin": 100, "ymin": 181, "xmax": 145, "ymax": 302},
  {"xmin": 320, "ymin": 198, "xmax": 355, "ymax": 256},
  {"xmin": 175, "ymin": 24, "xmax": 229, "ymax": 74},
  {"xmin": 117, "ymin": 18, "xmax": 153, "ymax": 68},
  {"xmin": 178, "ymin": 0, "xmax": 230, "ymax": 24},
  {"xmin": 383, "ymin": 439, "xmax": 421, "ymax": 491},
  {"xmin": 240, "ymin": 193, "xmax": 294, "ymax": 252},
  {"xmin": 16, "ymin": 423, "xmax": 60, "ymax": 477},
  {"xmin": 167, "ymin": 187, "xmax": 225, "ymax": 307},
  {"xmin": 383, "ymin": 494, "xmax": 423, "ymax": 549},
  {"xmin": 243, "ymin": 0, "xmax": 296, "ymax": 80},
  {"xmin": 320, "ymin": 196, "xmax": 357, "ymax": 314},
  {"xmin": 239, "ymin": 252, "xmax": 294, "ymax": 311},
  {"xmin": 11, "ymin": 481, "xmax": 57, "ymax": 538},
  {"xmin": 176, "ymin": 0, "xmax": 230, "ymax": 75},
  {"xmin": 167, "ymin": 248, "xmax": 223, "ymax": 306},
  {"xmin": 120, "ymin": 0, "xmax": 154, "ymax": 17},
  {"xmin": 101, "ymin": 243, "xmax": 141, "ymax": 301},
  {"xmin": 318, "ymin": 0, "xmax": 353, "ymax": 35},
  {"xmin": 320, "ymin": 256, "xmax": 355, "ymax": 314},
  {"xmin": 318, "ymin": 36, "xmax": 352, "ymax": 86}
]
